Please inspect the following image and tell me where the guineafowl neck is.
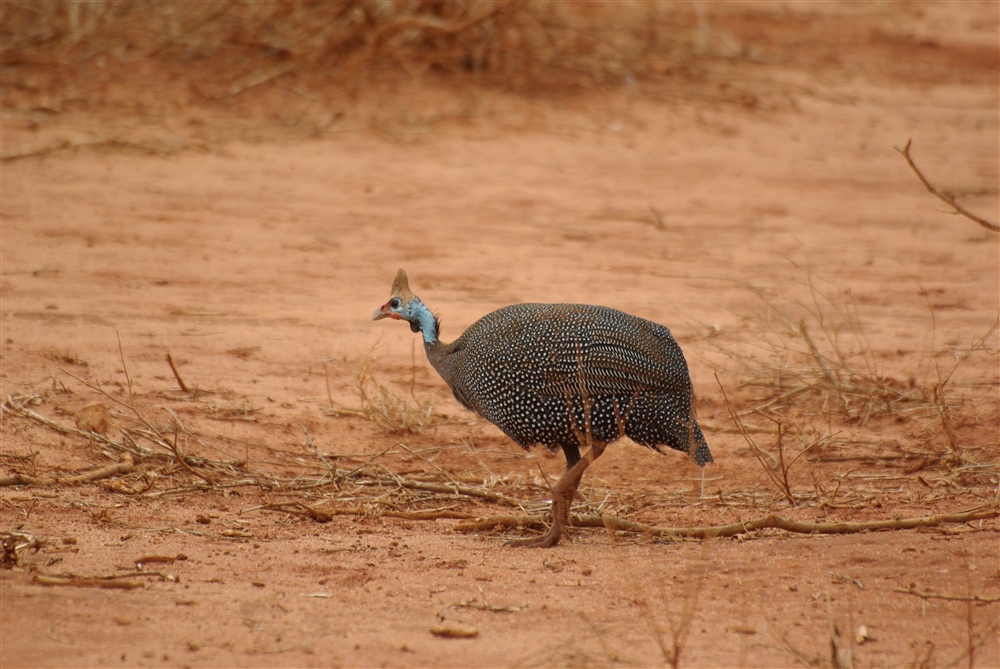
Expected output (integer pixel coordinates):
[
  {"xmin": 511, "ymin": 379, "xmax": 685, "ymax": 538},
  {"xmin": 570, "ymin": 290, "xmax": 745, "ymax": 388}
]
[
  {"xmin": 410, "ymin": 301, "xmax": 439, "ymax": 345},
  {"xmin": 425, "ymin": 338, "xmax": 446, "ymax": 366},
  {"xmin": 424, "ymin": 338, "xmax": 457, "ymax": 388},
  {"xmin": 410, "ymin": 300, "xmax": 453, "ymax": 382}
]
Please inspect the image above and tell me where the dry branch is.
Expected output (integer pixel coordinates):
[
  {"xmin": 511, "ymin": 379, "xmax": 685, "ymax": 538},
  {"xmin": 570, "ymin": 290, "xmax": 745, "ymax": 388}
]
[
  {"xmin": 3, "ymin": 394, "xmax": 128, "ymax": 451},
  {"xmin": 256, "ymin": 501, "xmax": 472, "ymax": 523},
  {"xmin": 897, "ymin": 139, "xmax": 999, "ymax": 233},
  {"xmin": 34, "ymin": 575, "xmax": 144, "ymax": 589},
  {"xmin": 31, "ymin": 572, "xmax": 168, "ymax": 590},
  {"xmin": 4, "ymin": 388, "xmax": 519, "ymax": 511},
  {"xmin": 0, "ymin": 455, "xmax": 135, "ymax": 488},
  {"xmin": 0, "ymin": 138, "xmax": 196, "ymax": 162},
  {"xmin": 894, "ymin": 586, "xmax": 1000, "ymax": 604},
  {"xmin": 455, "ymin": 507, "xmax": 999, "ymax": 539}
]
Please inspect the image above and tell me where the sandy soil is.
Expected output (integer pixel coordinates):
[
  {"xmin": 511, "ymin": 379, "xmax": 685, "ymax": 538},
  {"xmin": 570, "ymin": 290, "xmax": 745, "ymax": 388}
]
[{"xmin": 2, "ymin": 2, "xmax": 998, "ymax": 668}]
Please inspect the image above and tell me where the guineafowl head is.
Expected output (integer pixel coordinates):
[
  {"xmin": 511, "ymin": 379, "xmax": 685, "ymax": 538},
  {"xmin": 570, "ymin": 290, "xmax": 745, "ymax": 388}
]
[{"xmin": 372, "ymin": 269, "xmax": 440, "ymax": 343}]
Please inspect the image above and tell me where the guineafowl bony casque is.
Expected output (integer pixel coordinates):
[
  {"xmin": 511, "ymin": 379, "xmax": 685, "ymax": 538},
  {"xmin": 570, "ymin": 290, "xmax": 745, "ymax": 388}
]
[{"xmin": 373, "ymin": 269, "xmax": 712, "ymax": 548}]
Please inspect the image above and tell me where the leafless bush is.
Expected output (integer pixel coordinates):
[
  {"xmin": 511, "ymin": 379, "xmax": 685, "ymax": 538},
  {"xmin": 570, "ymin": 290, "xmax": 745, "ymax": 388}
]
[
  {"xmin": 1, "ymin": 0, "xmax": 696, "ymax": 97},
  {"xmin": 712, "ymin": 280, "xmax": 984, "ymax": 428}
]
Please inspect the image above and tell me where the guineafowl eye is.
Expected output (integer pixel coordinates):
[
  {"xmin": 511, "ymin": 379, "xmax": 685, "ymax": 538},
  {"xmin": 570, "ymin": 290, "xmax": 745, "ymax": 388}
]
[{"xmin": 374, "ymin": 268, "xmax": 712, "ymax": 549}]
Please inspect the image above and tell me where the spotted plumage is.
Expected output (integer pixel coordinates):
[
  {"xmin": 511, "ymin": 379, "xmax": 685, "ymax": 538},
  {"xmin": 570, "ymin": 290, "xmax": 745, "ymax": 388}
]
[{"xmin": 373, "ymin": 269, "xmax": 712, "ymax": 547}]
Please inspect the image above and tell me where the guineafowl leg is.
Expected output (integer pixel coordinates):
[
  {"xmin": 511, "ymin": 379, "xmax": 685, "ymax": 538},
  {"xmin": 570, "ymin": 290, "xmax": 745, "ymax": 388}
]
[{"xmin": 506, "ymin": 442, "xmax": 607, "ymax": 548}]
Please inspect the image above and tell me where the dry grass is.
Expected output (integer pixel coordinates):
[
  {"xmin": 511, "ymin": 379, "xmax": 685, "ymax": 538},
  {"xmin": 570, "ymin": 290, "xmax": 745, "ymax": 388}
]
[
  {"xmin": 718, "ymin": 283, "xmax": 936, "ymax": 426},
  {"xmin": 353, "ymin": 354, "xmax": 436, "ymax": 435},
  {"xmin": 1, "ymin": 1, "xmax": 702, "ymax": 101},
  {"xmin": 1, "ymin": 285, "xmax": 996, "ymax": 542},
  {"xmin": 321, "ymin": 349, "xmax": 441, "ymax": 435},
  {"xmin": 707, "ymin": 276, "xmax": 997, "ymax": 438},
  {"xmin": 696, "ymin": 273, "xmax": 999, "ymax": 510}
]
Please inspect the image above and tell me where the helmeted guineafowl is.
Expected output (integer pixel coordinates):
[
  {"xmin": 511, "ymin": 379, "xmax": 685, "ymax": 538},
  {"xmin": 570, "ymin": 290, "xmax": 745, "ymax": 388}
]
[{"xmin": 372, "ymin": 269, "xmax": 712, "ymax": 548}]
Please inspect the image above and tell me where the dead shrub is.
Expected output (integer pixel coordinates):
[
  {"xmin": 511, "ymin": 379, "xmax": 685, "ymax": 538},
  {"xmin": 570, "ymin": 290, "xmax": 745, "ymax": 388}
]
[
  {"xmin": 0, "ymin": 0, "xmax": 699, "ymax": 97},
  {"xmin": 712, "ymin": 281, "xmax": 975, "ymax": 428}
]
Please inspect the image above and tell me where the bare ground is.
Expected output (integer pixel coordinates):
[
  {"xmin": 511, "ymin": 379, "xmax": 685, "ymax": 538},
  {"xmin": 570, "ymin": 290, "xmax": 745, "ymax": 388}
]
[{"xmin": 2, "ymin": 2, "xmax": 999, "ymax": 668}]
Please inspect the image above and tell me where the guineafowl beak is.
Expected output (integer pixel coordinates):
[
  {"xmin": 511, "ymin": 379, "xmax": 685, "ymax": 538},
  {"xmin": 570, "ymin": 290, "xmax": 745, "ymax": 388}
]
[{"xmin": 372, "ymin": 303, "xmax": 400, "ymax": 321}]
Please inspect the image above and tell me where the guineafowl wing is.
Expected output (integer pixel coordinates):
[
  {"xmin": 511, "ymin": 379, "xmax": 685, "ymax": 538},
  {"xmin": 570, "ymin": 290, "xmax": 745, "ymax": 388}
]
[{"xmin": 535, "ymin": 319, "xmax": 694, "ymax": 400}]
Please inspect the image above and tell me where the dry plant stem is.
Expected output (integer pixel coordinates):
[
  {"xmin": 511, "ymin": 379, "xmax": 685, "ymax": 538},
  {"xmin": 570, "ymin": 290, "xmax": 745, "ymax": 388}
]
[
  {"xmin": 6, "ymin": 390, "xmax": 521, "ymax": 509},
  {"xmin": 165, "ymin": 353, "xmax": 190, "ymax": 393},
  {"xmin": 893, "ymin": 586, "xmax": 1000, "ymax": 604},
  {"xmin": 707, "ymin": 278, "xmax": 970, "ymax": 427},
  {"xmin": 799, "ymin": 321, "xmax": 847, "ymax": 412},
  {"xmin": 716, "ymin": 374, "xmax": 798, "ymax": 504},
  {"xmin": 58, "ymin": 363, "xmax": 219, "ymax": 483},
  {"xmin": 3, "ymin": 394, "xmax": 127, "ymax": 452},
  {"xmin": 356, "ymin": 467, "xmax": 523, "ymax": 507},
  {"xmin": 0, "ymin": 455, "xmax": 135, "ymax": 488},
  {"xmin": 656, "ymin": 558, "xmax": 707, "ymax": 669},
  {"xmin": 825, "ymin": 585, "xmax": 845, "ymax": 669},
  {"xmin": 456, "ymin": 507, "xmax": 998, "ymax": 539},
  {"xmin": 256, "ymin": 502, "xmax": 471, "ymax": 523},
  {"xmin": 948, "ymin": 620, "xmax": 1000, "ymax": 669},
  {"xmin": 302, "ymin": 426, "xmax": 337, "ymax": 488},
  {"xmin": 897, "ymin": 139, "xmax": 999, "ymax": 233},
  {"xmin": 928, "ymin": 315, "xmax": 999, "ymax": 459},
  {"xmin": 323, "ymin": 361, "xmax": 334, "ymax": 407},
  {"xmin": 0, "ymin": 138, "xmax": 196, "ymax": 162},
  {"xmin": 747, "ymin": 584, "xmax": 821, "ymax": 666},
  {"xmin": 116, "ymin": 331, "xmax": 134, "ymax": 399},
  {"xmin": 33, "ymin": 574, "xmax": 146, "ymax": 590},
  {"xmin": 167, "ymin": 428, "xmax": 218, "ymax": 486}
]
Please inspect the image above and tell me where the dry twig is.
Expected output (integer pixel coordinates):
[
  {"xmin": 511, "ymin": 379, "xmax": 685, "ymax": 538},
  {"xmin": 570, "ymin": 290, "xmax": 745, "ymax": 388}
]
[
  {"xmin": 165, "ymin": 353, "xmax": 191, "ymax": 393},
  {"xmin": 897, "ymin": 139, "xmax": 999, "ymax": 233},
  {"xmin": 893, "ymin": 586, "xmax": 1000, "ymax": 604},
  {"xmin": 33, "ymin": 575, "xmax": 145, "ymax": 589},
  {"xmin": 0, "ymin": 455, "xmax": 135, "ymax": 488}
]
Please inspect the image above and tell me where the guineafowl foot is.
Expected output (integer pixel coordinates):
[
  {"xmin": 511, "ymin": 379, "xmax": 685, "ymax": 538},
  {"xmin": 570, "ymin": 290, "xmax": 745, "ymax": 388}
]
[
  {"xmin": 505, "ymin": 525, "xmax": 569, "ymax": 548},
  {"xmin": 505, "ymin": 442, "xmax": 606, "ymax": 548},
  {"xmin": 504, "ymin": 491, "xmax": 573, "ymax": 548}
]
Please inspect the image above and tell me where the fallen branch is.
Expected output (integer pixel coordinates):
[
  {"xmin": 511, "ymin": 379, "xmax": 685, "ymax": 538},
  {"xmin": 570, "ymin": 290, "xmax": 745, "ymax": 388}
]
[
  {"xmin": 33, "ymin": 574, "xmax": 146, "ymax": 590},
  {"xmin": 454, "ymin": 515, "xmax": 548, "ymax": 533},
  {"xmin": 354, "ymin": 468, "xmax": 524, "ymax": 507},
  {"xmin": 3, "ymin": 393, "xmax": 130, "ymax": 452},
  {"xmin": 455, "ymin": 507, "xmax": 999, "ymax": 539},
  {"xmin": 0, "ymin": 455, "xmax": 135, "ymax": 488},
  {"xmin": 0, "ymin": 138, "xmax": 197, "ymax": 162},
  {"xmin": 894, "ymin": 585, "xmax": 1000, "ymax": 604},
  {"xmin": 255, "ymin": 501, "xmax": 473, "ymax": 523},
  {"xmin": 897, "ymin": 139, "xmax": 999, "ymax": 233}
]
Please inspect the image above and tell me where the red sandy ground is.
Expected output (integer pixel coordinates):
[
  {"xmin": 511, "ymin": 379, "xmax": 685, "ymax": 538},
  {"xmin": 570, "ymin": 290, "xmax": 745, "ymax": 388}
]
[{"xmin": 2, "ymin": 2, "xmax": 998, "ymax": 667}]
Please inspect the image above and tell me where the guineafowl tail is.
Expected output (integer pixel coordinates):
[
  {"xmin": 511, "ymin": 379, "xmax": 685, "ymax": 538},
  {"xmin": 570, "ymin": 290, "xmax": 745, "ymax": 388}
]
[{"xmin": 689, "ymin": 421, "xmax": 713, "ymax": 467}]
